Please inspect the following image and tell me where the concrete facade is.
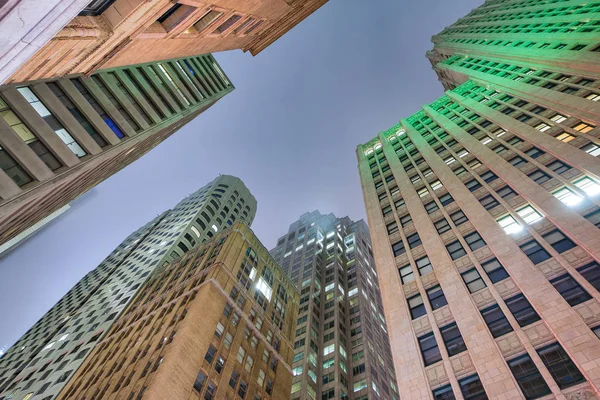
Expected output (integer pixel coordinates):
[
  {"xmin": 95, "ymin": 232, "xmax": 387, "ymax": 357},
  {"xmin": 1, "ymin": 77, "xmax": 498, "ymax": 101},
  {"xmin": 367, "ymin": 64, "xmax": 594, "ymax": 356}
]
[
  {"xmin": 0, "ymin": 175, "xmax": 256, "ymax": 399},
  {"xmin": 0, "ymin": 53, "xmax": 233, "ymax": 249},
  {"xmin": 270, "ymin": 211, "xmax": 399, "ymax": 400},
  {"xmin": 6, "ymin": 0, "xmax": 329, "ymax": 84},
  {"xmin": 59, "ymin": 222, "xmax": 299, "ymax": 400}
]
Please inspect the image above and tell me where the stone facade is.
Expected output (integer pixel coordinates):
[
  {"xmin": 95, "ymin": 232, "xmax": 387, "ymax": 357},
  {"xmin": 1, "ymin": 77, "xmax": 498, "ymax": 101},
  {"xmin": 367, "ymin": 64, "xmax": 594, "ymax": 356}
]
[
  {"xmin": 6, "ymin": 0, "xmax": 328, "ymax": 84},
  {"xmin": 58, "ymin": 222, "xmax": 299, "ymax": 400},
  {"xmin": 0, "ymin": 175, "xmax": 256, "ymax": 399}
]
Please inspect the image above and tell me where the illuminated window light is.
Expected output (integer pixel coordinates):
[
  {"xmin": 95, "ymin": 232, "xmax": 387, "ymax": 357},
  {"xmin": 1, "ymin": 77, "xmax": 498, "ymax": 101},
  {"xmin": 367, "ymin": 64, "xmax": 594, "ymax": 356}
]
[
  {"xmin": 535, "ymin": 123, "xmax": 551, "ymax": 132},
  {"xmin": 431, "ymin": 180, "xmax": 443, "ymax": 190},
  {"xmin": 481, "ymin": 136, "xmax": 492, "ymax": 145},
  {"xmin": 555, "ymin": 132, "xmax": 575, "ymax": 143},
  {"xmin": 256, "ymin": 277, "xmax": 272, "ymax": 300},
  {"xmin": 497, "ymin": 215, "xmax": 523, "ymax": 234},
  {"xmin": 418, "ymin": 187, "xmax": 429, "ymax": 197},
  {"xmin": 584, "ymin": 144, "xmax": 600, "ymax": 156},
  {"xmin": 458, "ymin": 150, "xmax": 469, "ymax": 158},
  {"xmin": 553, "ymin": 187, "xmax": 583, "ymax": 206},
  {"xmin": 517, "ymin": 205, "xmax": 543, "ymax": 224},
  {"xmin": 575, "ymin": 177, "xmax": 600, "ymax": 196},
  {"xmin": 550, "ymin": 114, "xmax": 567, "ymax": 124},
  {"xmin": 444, "ymin": 157, "xmax": 456, "ymax": 165}
]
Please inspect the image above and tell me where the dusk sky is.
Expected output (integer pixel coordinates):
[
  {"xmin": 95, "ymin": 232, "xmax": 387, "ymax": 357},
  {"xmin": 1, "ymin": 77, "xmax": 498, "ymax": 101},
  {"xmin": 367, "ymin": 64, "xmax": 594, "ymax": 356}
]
[{"xmin": 0, "ymin": 0, "xmax": 483, "ymax": 349}]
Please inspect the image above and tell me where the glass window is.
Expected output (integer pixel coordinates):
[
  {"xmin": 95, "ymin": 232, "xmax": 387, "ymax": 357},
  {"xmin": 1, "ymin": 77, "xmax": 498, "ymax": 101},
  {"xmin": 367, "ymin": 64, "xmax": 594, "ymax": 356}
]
[
  {"xmin": 537, "ymin": 343, "xmax": 585, "ymax": 389},
  {"xmin": 528, "ymin": 169, "xmax": 551, "ymax": 185},
  {"xmin": 418, "ymin": 332, "xmax": 442, "ymax": 366},
  {"xmin": 0, "ymin": 148, "xmax": 33, "ymax": 186},
  {"xmin": 392, "ymin": 240, "xmax": 406, "ymax": 257},
  {"xmin": 497, "ymin": 185, "xmax": 518, "ymax": 200},
  {"xmin": 462, "ymin": 268, "xmax": 486, "ymax": 293},
  {"xmin": 583, "ymin": 210, "xmax": 600, "ymax": 228},
  {"xmin": 509, "ymin": 156, "xmax": 527, "ymax": 167},
  {"xmin": 517, "ymin": 205, "xmax": 543, "ymax": 225},
  {"xmin": 574, "ymin": 177, "xmax": 600, "ymax": 196},
  {"xmin": 193, "ymin": 370, "xmax": 207, "ymax": 392},
  {"xmin": 407, "ymin": 233, "xmax": 422, "ymax": 248},
  {"xmin": 546, "ymin": 160, "xmax": 571, "ymax": 174},
  {"xmin": 425, "ymin": 201, "xmax": 439, "ymax": 213},
  {"xmin": 459, "ymin": 374, "xmax": 487, "ymax": 400},
  {"xmin": 433, "ymin": 384, "xmax": 455, "ymax": 400},
  {"xmin": 481, "ymin": 258, "xmax": 509, "ymax": 283},
  {"xmin": 427, "ymin": 285, "xmax": 447, "ymax": 310},
  {"xmin": 542, "ymin": 230, "xmax": 575, "ymax": 253},
  {"xmin": 479, "ymin": 195, "xmax": 499, "ymax": 210},
  {"xmin": 450, "ymin": 210, "xmax": 468, "ymax": 226},
  {"xmin": 508, "ymin": 355, "xmax": 551, "ymax": 399},
  {"xmin": 416, "ymin": 256, "xmax": 433, "ymax": 275},
  {"xmin": 506, "ymin": 294, "xmax": 540, "ymax": 327},
  {"xmin": 480, "ymin": 171, "xmax": 497, "ymax": 183},
  {"xmin": 520, "ymin": 240, "xmax": 551, "ymax": 264},
  {"xmin": 550, "ymin": 274, "xmax": 591, "ymax": 306},
  {"xmin": 398, "ymin": 264, "xmax": 414, "ymax": 284},
  {"xmin": 466, "ymin": 179, "xmax": 482, "ymax": 192},
  {"xmin": 465, "ymin": 231, "xmax": 486, "ymax": 251},
  {"xmin": 440, "ymin": 323, "xmax": 466, "ymax": 356},
  {"xmin": 435, "ymin": 218, "xmax": 451, "ymax": 234},
  {"xmin": 481, "ymin": 304, "xmax": 513, "ymax": 338},
  {"xmin": 17, "ymin": 87, "xmax": 86, "ymax": 157},
  {"xmin": 577, "ymin": 261, "xmax": 600, "ymax": 291},
  {"xmin": 525, "ymin": 147, "xmax": 545, "ymax": 159},
  {"xmin": 553, "ymin": 187, "xmax": 582, "ymax": 206},
  {"xmin": 439, "ymin": 193, "xmax": 454, "ymax": 206},
  {"xmin": 446, "ymin": 240, "xmax": 467, "ymax": 260},
  {"xmin": 408, "ymin": 294, "xmax": 426, "ymax": 319}
]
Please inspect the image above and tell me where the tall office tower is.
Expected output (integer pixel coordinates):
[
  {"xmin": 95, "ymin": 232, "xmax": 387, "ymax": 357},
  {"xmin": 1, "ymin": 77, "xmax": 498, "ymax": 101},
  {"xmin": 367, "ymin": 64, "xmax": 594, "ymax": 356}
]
[
  {"xmin": 0, "ymin": 175, "xmax": 256, "ymax": 400},
  {"xmin": 0, "ymin": 53, "xmax": 232, "ymax": 252},
  {"xmin": 270, "ymin": 211, "xmax": 400, "ymax": 400},
  {"xmin": 6, "ymin": 0, "xmax": 329, "ymax": 84},
  {"xmin": 59, "ymin": 222, "xmax": 299, "ymax": 400},
  {"xmin": 357, "ymin": 78, "xmax": 600, "ymax": 399},
  {"xmin": 426, "ymin": 0, "xmax": 600, "ymax": 90}
]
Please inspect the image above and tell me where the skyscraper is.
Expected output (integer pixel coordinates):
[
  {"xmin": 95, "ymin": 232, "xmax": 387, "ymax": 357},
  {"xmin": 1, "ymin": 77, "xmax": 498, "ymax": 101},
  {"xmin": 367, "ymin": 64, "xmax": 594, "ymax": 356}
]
[
  {"xmin": 357, "ymin": 77, "xmax": 600, "ymax": 398},
  {"xmin": 0, "ymin": 54, "xmax": 233, "ymax": 252},
  {"xmin": 59, "ymin": 222, "xmax": 299, "ymax": 400},
  {"xmin": 426, "ymin": 0, "xmax": 600, "ymax": 90},
  {"xmin": 7, "ymin": 0, "xmax": 329, "ymax": 84},
  {"xmin": 0, "ymin": 175, "xmax": 256, "ymax": 399},
  {"xmin": 270, "ymin": 211, "xmax": 399, "ymax": 400}
]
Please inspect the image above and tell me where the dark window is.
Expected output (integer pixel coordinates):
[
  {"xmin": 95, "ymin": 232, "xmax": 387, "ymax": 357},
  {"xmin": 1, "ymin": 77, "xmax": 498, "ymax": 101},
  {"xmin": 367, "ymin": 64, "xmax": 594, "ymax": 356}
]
[
  {"xmin": 462, "ymin": 268, "xmax": 486, "ymax": 293},
  {"xmin": 418, "ymin": 332, "xmax": 442, "ymax": 366},
  {"xmin": 525, "ymin": 147, "xmax": 545, "ymax": 159},
  {"xmin": 386, "ymin": 222, "xmax": 398, "ymax": 235},
  {"xmin": 459, "ymin": 374, "xmax": 488, "ymax": 400},
  {"xmin": 466, "ymin": 179, "xmax": 482, "ymax": 192},
  {"xmin": 584, "ymin": 209, "xmax": 600, "ymax": 228},
  {"xmin": 497, "ymin": 185, "xmax": 518, "ymax": 200},
  {"xmin": 425, "ymin": 201, "xmax": 439, "ymax": 213},
  {"xmin": 542, "ymin": 230, "xmax": 575, "ymax": 253},
  {"xmin": 508, "ymin": 355, "xmax": 551, "ymax": 399},
  {"xmin": 520, "ymin": 240, "xmax": 551, "ymax": 264},
  {"xmin": 400, "ymin": 213, "xmax": 413, "ymax": 227},
  {"xmin": 550, "ymin": 274, "xmax": 591, "ymax": 306},
  {"xmin": 506, "ymin": 294, "xmax": 541, "ymax": 327},
  {"xmin": 481, "ymin": 258, "xmax": 509, "ymax": 283},
  {"xmin": 392, "ymin": 240, "xmax": 406, "ymax": 257},
  {"xmin": 480, "ymin": 171, "xmax": 498, "ymax": 183},
  {"xmin": 440, "ymin": 323, "xmax": 466, "ymax": 356},
  {"xmin": 408, "ymin": 233, "xmax": 422, "ymax": 248},
  {"xmin": 204, "ymin": 345, "xmax": 217, "ymax": 364},
  {"xmin": 427, "ymin": 285, "xmax": 448, "ymax": 310},
  {"xmin": 479, "ymin": 195, "xmax": 500, "ymax": 210},
  {"xmin": 416, "ymin": 256, "xmax": 433, "ymax": 275},
  {"xmin": 464, "ymin": 231, "xmax": 486, "ymax": 251},
  {"xmin": 528, "ymin": 169, "xmax": 551, "ymax": 184},
  {"xmin": 433, "ymin": 384, "xmax": 455, "ymax": 400},
  {"xmin": 446, "ymin": 240, "xmax": 467, "ymax": 260},
  {"xmin": 450, "ymin": 210, "xmax": 468, "ymax": 226},
  {"xmin": 510, "ymin": 156, "xmax": 527, "ymax": 167},
  {"xmin": 577, "ymin": 261, "xmax": 600, "ymax": 291},
  {"xmin": 435, "ymin": 218, "xmax": 451, "ymax": 234},
  {"xmin": 193, "ymin": 370, "xmax": 207, "ymax": 392},
  {"xmin": 537, "ymin": 343, "xmax": 585, "ymax": 389},
  {"xmin": 439, "ymin": 193, "xmax": 455, "ymax": 206},
  {"xmin": 408, "ymin": 294, "xmax": 426, "ymax": 319},
  {"xmin": 481, "ymin": 304, "xmax": 513, "ymax": 338},
  {"xmin": 546, "ymin": 160, "xmax": 571, "ymax": 174},
  {"xmin": 0, "ymin": 149, "xmax": 33, "ymax": 187}
]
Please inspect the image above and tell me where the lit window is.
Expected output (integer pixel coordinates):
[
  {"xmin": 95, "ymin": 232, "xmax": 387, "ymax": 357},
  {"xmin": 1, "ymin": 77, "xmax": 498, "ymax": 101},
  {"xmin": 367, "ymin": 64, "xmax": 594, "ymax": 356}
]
[
  {"xmin": 582, "ymin": 143, "xmax": 600, "ymax": 156},
  {"xmin": 211, "ymin": 224, "xmax": 218, "ymax": 232},
  {"xmin": 458, "ymin": 150, "xmax": 469, "ymax": 158},
  {"xmin": 495, "ymin": 129, "xmax": 507, "ymax": 137},
  {"xmin": 574, "ymin": 177, "xmax": 600, "ymax": 196},
  {"xmin": 418, "ymin": 187, "xmax": 429, "ymax": 197},
  {"xmin": 573, "ymin": 123, "xmax": 594, "ymax": 133},
  {"xmin": 481, "ymin": 136, "xmax": 492, "ymax": 145},
  {"xmin": 498, "ymin": 215, "xmax": 522, "ymax": 234},
  {"xmin": 550, "ymin": 114, "xmax": 567, "ymax": 124},
  {"xmin": 431, "ymin": 180, "xmax": 443, "ymax": 190},
  {"xmin": 444, "ymin": 157, "xmax": 456, "ymax": 165},
  {"xmin": 256, "ymin": 277, "xmax": 272, "ymax": 300},
  {"xmin": 586, "ymin": 93, "xmax": 600, "ymax": 102},
  {"xmin": 555, "ymin": 132, "xmax": 575, "ymax": 143},
  {"xmin": 191, "ymin": 226, "xmax": 201, "ymax": 237},
  {"xmin": 517, "ymin": 205, "xmax": 543, "ymax": 224},
  {"xmin": 535, "ymin": 123, "xmax": 550, "ymax": 132},
  {"xmin": 554, "ymin": 189, "xmax": 581, "ymax": 209}
]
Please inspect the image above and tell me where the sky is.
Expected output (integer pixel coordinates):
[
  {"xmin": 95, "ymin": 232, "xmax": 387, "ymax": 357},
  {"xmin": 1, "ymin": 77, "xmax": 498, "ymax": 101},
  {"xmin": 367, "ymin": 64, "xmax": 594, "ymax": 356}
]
[{"xmin": 0, "ymin": 0, "xmax": 483, "ymax": 350}]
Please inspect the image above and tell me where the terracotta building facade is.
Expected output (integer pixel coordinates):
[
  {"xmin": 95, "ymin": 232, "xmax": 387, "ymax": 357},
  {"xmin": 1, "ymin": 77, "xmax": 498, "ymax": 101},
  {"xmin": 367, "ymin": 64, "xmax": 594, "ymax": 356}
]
[
  {"xmin": 0, "ymin": 54, "xmax": 233, "ymax": 252},
  {"xmin": 270, "ymin": 211, "xmax": 399, "ymax": 400},
  {"xmin": 6, "ymin": 0, "xmax": 329, "ymax": 84},
  {"xmin": 59, "ymin": 222, "xmax": 299, "ymax": 400},
  {"xmin": 0, "ymin": 175, "xmax": 256, "ymax": 399}
]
